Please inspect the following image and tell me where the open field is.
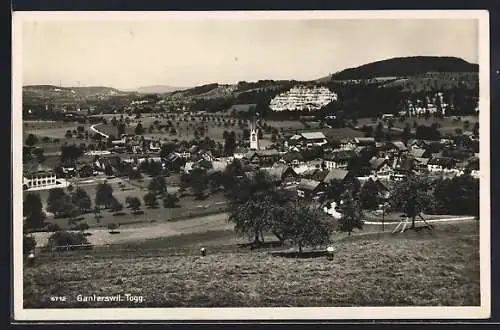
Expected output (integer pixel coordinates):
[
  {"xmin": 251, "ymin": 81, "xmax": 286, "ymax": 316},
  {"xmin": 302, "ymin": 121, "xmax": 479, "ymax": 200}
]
[
  {"xmin": 25, "ymin": 175, "xmax": 230, "ymax": 232},
  {"xmin": 357, "ymin": 116, "xmax": 478, "ymax": 136},
  {"xmin": 23, "ymin": 220, "xmax": 480, "ymax": 308}
]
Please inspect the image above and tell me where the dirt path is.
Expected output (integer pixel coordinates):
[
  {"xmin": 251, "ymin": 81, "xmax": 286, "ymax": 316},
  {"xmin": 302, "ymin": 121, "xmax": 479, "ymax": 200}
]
[{"xmin": 32, "ymin": 212, "xmax": 232, "ymax": 247}]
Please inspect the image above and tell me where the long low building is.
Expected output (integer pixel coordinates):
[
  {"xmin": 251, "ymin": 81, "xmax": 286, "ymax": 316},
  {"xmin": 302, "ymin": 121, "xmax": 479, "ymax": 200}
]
[{"xmin": 23, "ymin": 171, "xmax": 58, "ymax": 190}]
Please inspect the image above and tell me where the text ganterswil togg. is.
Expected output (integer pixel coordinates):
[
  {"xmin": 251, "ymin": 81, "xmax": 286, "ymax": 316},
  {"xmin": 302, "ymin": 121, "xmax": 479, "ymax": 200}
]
[{"xmin": 50, "ymin": 294, "xmax": 145, "ymax": 304}]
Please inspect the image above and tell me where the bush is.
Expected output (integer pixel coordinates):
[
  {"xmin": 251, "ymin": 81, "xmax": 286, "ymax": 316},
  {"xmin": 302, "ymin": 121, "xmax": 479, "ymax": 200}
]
[
  {"xmin": 72, "ymin": 222, "xmax": 90, "ymax": 232},
  {"xmin": 46, "ymin": 223, "xmax": 62, "ymax": 232},
  {"xmin": 113, "ymin": 212, "xmax": 126, "ymax": 216},
  {"xmin": 23, "ymin": 235, "xmax": 37, "ymax": 254},
  {"xmin": 108, "ymin": 223, "xmax": 120, "ymax": 233},
  {"xmin": 46, "ymin": 231, "xmax": 91, "ymax": 251}
]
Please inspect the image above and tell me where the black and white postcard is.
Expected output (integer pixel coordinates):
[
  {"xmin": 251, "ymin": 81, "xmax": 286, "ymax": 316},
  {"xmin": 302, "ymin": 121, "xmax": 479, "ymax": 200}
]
[{"xmin": 12, "ymin": 10, "xmax": 491, "ymax": 321}]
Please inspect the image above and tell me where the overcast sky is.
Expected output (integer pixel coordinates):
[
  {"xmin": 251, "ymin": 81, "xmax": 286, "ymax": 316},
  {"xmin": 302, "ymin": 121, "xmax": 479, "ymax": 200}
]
[{"xmin": 22, "ymin": 18, "xmax": 479, "ymax": 90}]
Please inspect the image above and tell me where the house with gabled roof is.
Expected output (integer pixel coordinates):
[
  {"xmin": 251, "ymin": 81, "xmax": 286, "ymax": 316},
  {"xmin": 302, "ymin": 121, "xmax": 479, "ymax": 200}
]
[
  {"xmin": 322, "ymin": 168, "xmax": 351, "ymax": 184},
  {"xmin": 244, "ymin": 149, "xmax": 282, "ymax": 167},
  {"xmin": 299, "ymin": 132, "xmax": 328, "ymax": 147},
  {"xmin": 297, "ymin": 179, "xmax": 326, "ymax": 200},
  {"xmin": 369, "ymin": 157, "xmax": 394, "ymax": 177},
  {"xmin": 261, "ymin": 165, "xmax": 299, "ymax": 186},
  {"xmin": 322, "ymin": 150, "xmax": 357, "ymax": 170}
]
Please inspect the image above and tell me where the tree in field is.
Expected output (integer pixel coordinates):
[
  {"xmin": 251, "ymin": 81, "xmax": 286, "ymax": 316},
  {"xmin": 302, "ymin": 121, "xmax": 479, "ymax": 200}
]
[
  {"xmin": 228, "ymin": 170, "xmax": 288, "ymax": 244},
  {"xmin": 278, "ymin": 203, "xmax": 336, "ymax": 253},
  {"xmin": 336, "ymin": 191, "xmax": 364, "ymax": 236},
  {"xmin": 358, "ymin": 178, "xmax": 381, "ymax": 210},
  {"xmin": 93, "ymin": 206, "xmax": 101, "ymax": 224},
  {"xmin": 94, "ymin": 182, "xmax": 115, "ymax": 209},
  {"xmin": 71, "ymin": 187, "xmax": 92, "ymax": 213},
  {"xmin": 23, "ymin": 193, "xmax": 46, "ymax": 230},
  {"xmin": 46, "ymin": 188, "xmax": 74, "ymax": 218},
  {"xmin": 374, "ymin": 122, "xmax": 384, "ymax": 141},
  {"xmin": 159, "ymin": 142, "xmax": 177, "ymax": 159},
  {"xmin": 163, "ymin": 193, "xmax": 180, "ymax": 208},
  {"xmin": 60, "ymin": 144, "xmax": 84, "ymax": 167},
  {"xmin": 148, "ymin": 176, "xmax": 167, "ymax": 195},
  {"xmin": 109, "ymin": 197, "xmax": 124, "ymax": 212},
  {"xmin": 324, "ymin": 179, "xmax": 347, "ymax": 203},
  {"xmin": 23, "ymin": 234, "xmax": 37, "ymax": 254},
  {"xmin": 143, "ymin": 192, "xmax": 159, "ymax": 208},
  {"xmin": 127, "ymin": 197, "xmax": 142, "ymax": 214},
  {"xmin": 135, "ymin": 122, "xmax": 144, "ymax": 135},
  {"xmin": 391, "ymin": 174, "xmax": 433, "ymax": 229},
  {"xmin": 433, "ymin": 175, "xmax": 479, "ymax": 216},
  {"xmin": 25, "ymin": 134, "xmax": 38, "ymax": 146}
]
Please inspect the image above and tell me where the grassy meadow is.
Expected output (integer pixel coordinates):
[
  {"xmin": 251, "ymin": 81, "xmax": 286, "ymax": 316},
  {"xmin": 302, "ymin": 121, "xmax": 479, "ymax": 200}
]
[{"xmin": 23, "ymin": 220, "xmax": 480, "ymax": 308}]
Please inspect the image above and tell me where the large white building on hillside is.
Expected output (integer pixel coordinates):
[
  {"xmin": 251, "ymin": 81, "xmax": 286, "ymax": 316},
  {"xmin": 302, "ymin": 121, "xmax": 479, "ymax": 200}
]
[{"xmin": 269, "ymin": 86, "xmax": 338, "ymax": 112}]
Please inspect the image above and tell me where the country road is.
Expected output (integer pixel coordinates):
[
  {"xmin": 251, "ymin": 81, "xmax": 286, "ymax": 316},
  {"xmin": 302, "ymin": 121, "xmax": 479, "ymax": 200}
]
[{"xmin": 30, "ymin": 213, "xmax": 476, "ymax": 248}]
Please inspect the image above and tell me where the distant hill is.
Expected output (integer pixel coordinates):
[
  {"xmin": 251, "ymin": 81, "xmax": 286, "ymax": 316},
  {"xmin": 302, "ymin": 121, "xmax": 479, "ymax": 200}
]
[
  {"xmin": 23, "ymin": 85, "xmax": 132, "ymax": 104},
  {"xmin": 135, "ymin": 85, "xmax": 189, "ymax": 94},
  {"xmin": 327, "ymin": 56, "xmax": 479, "ymax": 81}
]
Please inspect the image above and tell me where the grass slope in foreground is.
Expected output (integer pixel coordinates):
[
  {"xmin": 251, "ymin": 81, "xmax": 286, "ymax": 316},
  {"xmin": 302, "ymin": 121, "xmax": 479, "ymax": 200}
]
[{"xmin": 23, "ymin": 221, "xmax": 479, "ymax": 308}]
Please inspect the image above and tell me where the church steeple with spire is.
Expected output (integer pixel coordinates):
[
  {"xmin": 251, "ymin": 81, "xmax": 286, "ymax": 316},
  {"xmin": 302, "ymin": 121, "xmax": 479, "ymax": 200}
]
[{"xmin": 249, "ymin": 115, "xmax": 259, "ymax": 150}]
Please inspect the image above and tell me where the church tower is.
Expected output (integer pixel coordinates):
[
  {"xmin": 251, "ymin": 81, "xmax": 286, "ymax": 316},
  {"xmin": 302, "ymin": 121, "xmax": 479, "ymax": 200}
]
[{"xmin": 249, "ymin": 117, "xmax": 259, "ymax": 150}]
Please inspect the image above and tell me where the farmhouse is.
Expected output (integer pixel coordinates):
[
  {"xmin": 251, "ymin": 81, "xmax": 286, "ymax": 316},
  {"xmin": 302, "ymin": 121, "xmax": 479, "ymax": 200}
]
[
  {"xmin": 296, "ymin": 179, "xmax": 326, "ymax": 200},
  {"xmin": 369, "ymin": 157, "xmax": 394, "ymax": 177},
  {"xmin": 322, "ymin": 168, "xmax": 352, "ymax": 184},
  {"xmin": 427, "ymin": 157, "xmax": 457, "ymax": 172},
  {"xmin": 300, "ymin": 132, "xmax": 328, "ymax": 147},
  {"xmin": 261, "ymin": 165, "xmax": 299, "ymax": 186},
  {"xmin": 322, "ymin": 150, "xmax": 356, "ymax": 170},
  {"xmin": 245, "ymin": 149, "xmax": 282, "ymax": 167},
  {"xmin": 281, "ymin": 151, "xmax": 304, "ymax": 167}
]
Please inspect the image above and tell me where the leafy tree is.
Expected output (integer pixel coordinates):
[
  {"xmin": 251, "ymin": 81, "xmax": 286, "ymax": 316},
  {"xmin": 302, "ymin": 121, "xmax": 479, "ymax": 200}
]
[
  {"xmin": 391, "ymin": 174, "xmax": 433, "ymax": 229},
  {"xmin": 47, "ymin": 231, "xmax": 91, "ymax": 251},
  {"xmin": 278, "ymin": 203, "xmax": 336, "ymax": 253},
  {"xmin": 73, "ymin": 222, "xmax": 90, "ymax": 234},
  {"xmin": 228, "ymin": 170, "xmax": 288, "ymax": 244},
  {"xmin": 336, "ymin": 191, "xmax": 364, "ymax": 235},
  {"xmin": 159, "ymin": 142, "xmax": 177, "ymax": 159},
  {"xmin": 46, "ymin": 188, "xmax": 74, "ymax": 217},
  {"xmin": 60, "ymin": 144, "xmax": 84, "ymax": 166},
  {"xmin": 25, "ymin": 134, "xmax": 38, "ymax": 146},
  {"xmin": 128, "ymin": 197, "xmax": 142, "ymax": 213},
  {"xmin": 143, "ymin": 192, "xmax": 159, "ymax": 208},
  {"xmin": 108, "ymin": 222, "xmax": 120, "ymax": 233},
  {"xmin": 163, "ymin": 193, "xmax": 180, "ymax": 208},
  {"xmin": 148, "ymin": 176, "xmax": 167, "ymax": 195},
  {"xmin": 135, "ymin": 122, "xmax": 145, "ymax": 135},
  {"xmin": 71, "ymin": 187, "xmax": 92, "ymax": 213},
  {"xmin": 23, "ymin": 193, "xmax": 46, "ymax": 229},
  {"xmin": 23, "ymin": 235, "xmax": 37, "ymax": 254},
  {"xmin": 46, "ymin": 223, "xmax": 62, "ymax": 232},
  {"xmin": 358, "ymin": 179, "xmax": 381, "ymax": 210},
  {"xmin": 109, "ymin": 197, "xmax": 124, "ymax": 212},
  {"xmin": 324, "ymin": 179, "xmax": 347, "ymax": 203},
  {"xmin": 94, "ymin": 182, "xmax": 114, "ymax": 209},
  {"xmin": 433, "ymin": 175, "xmax": 479, "ymax": 216}
]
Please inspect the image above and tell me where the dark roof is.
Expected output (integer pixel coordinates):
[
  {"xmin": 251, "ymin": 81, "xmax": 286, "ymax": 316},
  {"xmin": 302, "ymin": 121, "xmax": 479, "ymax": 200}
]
[
  {"xmin": 282, "ymin": 151, "xmax": 304, "ymax": 162},
  {"xmin": 323, "ymin": 150, "xmax": 357, "ymax": 162},
  {"xmin": 323, "ymin": 169, "xmax": 349, "ymax": 182},
  {"xmin": 297, "ymin": 179, "xmax": 323, "ymax": 191},
  {"xmin": 261, "ymin": 166, "xmax": 296, "ymax": 182},
  {"xmin": 369, "ymin": 157, "xmax": 388, "ymax": 170},
  {"xmin": 428, "ymin": 157, "xmax": 456, "ymax": 167},
  {"xmin": 392, "ymin": 141, "xmax": 408, "ymax": 151},
  {"xmin": 354, "ymin": 137, "xmax": 375, "ymax": 145}
]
